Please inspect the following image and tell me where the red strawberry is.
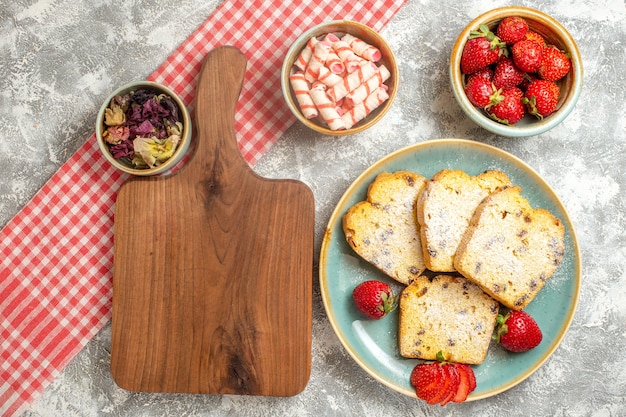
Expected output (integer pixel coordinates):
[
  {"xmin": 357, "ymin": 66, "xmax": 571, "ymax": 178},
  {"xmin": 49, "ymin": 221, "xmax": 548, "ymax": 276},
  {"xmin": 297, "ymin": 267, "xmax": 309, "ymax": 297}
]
[
  {"xmin": 464, "ymin": 76, "xmax": 501, "ymax": 108},
  {"xmin": 466, "ymin": 364, "xmax": 477, "ymax": 392},
  {"xmin": 496, "ymin": 16, "xmax": 529, "ymax": 45},
  {"xmin": 538, "ymin": 46, "xmax": 572, "ymax": 81},
  {"xmin": 495, "ymin": 310, "xmax": 543, "ymax": 352},
  {"xmin": 493, "ymin": 57, "xmax": 525, "ymax": 90},
  {"xmin": 466, "ymin": 67, "xmax": 494, "ymax": 82},
  {"xmin": 461, "ymin": 24, "xmax": 507, "ymax": 74},
  {"xmin": 436, "ymin": 364, "xmax": 461, "ymax": 406},
  {"xmin": 519, "ymin": 72, "xmax": 539, "ymax": 92},
  {"xmin": 451, "ymin": 364, "xmax": 476, "ymax": 403},
  {"xmin": 512, "ymin": 39, "xmax": 543, "ymax": 73},
  {"xmin": 524, "ymin": 79, "xmax": 560, "ymax": 119},
  {"xmin": 410, "ymin": 362, "xmax": 446, "ymax": 403},
  {"xmin": 487, "ymin": 87, "xmax": 526, "ymax": 125},
  {"xmin": 352, "ymin": 280, "xmax": 397, "ymax": 319},
  {"xmin": 410, "ymin": 360, "xmax": 476, "ymax": 405},
  {"xmin": 525, "ymin": 31, "xmax": 546, "ymax": 48}
]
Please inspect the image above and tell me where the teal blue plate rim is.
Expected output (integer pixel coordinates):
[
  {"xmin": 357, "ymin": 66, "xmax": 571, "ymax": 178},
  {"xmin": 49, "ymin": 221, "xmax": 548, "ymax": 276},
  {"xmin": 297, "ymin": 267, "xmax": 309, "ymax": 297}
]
[{"xmin": 319, "ymin": 138, "xmax": 581, "ymax": 401}]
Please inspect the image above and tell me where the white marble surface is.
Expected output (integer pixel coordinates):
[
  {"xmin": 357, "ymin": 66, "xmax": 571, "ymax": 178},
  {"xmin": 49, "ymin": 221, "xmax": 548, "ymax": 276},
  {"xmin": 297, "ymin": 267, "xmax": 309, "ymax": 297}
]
[{"xmin": 1, "ymin": 0, "xmax": 625, "ymax": 416}]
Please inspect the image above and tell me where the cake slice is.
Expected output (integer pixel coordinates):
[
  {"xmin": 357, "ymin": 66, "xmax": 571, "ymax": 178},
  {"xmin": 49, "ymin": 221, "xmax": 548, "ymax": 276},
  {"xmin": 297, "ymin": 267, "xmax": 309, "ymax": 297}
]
[
  {"xmin": 398, "ymin": 274, "xmax": 499, "ymax": 365},
  {"xmin": 343, "ymin": 171, "xmax": 427, "ymax": 285},
  {"xmin": 416, "ymin": 169, "xmax": 511, "ymax": 272},
  {"xmin": 454, "ymin": 185, "xmax": 565, "ymax": 310}
]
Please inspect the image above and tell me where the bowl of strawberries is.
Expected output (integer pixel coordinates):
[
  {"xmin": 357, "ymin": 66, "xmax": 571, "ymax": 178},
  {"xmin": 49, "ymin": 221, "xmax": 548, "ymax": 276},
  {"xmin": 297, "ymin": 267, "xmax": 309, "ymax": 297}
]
[{"xmin": 450, "ymin": 6, "xmax": 583, "ymax": 137}]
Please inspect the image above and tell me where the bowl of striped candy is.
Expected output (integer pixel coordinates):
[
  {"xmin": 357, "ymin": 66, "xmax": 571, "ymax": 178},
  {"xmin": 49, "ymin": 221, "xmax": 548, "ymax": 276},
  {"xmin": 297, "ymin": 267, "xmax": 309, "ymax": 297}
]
[{"xmin": 281, "ymin": 20, "xmax": 399, "ymax": 136}]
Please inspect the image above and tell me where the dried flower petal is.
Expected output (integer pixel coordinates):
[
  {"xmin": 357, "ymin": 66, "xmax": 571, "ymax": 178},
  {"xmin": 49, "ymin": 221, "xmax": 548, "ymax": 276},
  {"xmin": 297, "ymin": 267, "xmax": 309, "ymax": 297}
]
[
  {"xmin": 159, "ymin": 94, "xmax": 180, "ymax": 124},
  {"xmin": 142, "ymin": 98, "xmax": 170, "ymax": 126},
  {"xmin": 110, "ymin": 94, "xmax": 131, "ymax": 112},
  {"xmin": 104, "ymin": 125, "xmax": 130, "ymax": 145},
  {"xmin": 133, "ymin": 135, "xmax": 181, "ymax": 168},
  {"xmin": 109, "ymin": 139, "xmax": 134, "ymax": 159},
  {"xmin": 131, "ymin": 153, "xmax": 149, "ymax": 168},
  {"xmin": 126, "ymin": 105, "xmax": 143, "ymax": 126},
  {"xmin": 104, "ymin": 106, "xmax": 126, "ymax": 126},
  {"xmin": 167, "ymin": 121, "xmax": 183, "ymax": 137},
  {"xmin": 131, "ymin": 88, "xmax": 159, "ymax": 105},
  {"xmin": 131, "ymin": 119, "xmax": 157, "ymax": 137}
]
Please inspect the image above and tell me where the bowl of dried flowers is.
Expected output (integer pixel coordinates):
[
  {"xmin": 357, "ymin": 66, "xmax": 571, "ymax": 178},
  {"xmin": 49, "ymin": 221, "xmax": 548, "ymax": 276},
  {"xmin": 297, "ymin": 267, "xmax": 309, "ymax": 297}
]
[{"xmin": 96, "ymin": 81, "xmax": 192, "ymax": 175}]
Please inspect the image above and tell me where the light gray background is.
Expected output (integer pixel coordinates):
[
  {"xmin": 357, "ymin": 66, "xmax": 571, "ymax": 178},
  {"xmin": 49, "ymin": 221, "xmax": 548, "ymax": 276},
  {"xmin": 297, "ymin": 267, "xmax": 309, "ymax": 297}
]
[{"xmin": 1, "ymin": 1, "xmax": 624, "ymax": 416}]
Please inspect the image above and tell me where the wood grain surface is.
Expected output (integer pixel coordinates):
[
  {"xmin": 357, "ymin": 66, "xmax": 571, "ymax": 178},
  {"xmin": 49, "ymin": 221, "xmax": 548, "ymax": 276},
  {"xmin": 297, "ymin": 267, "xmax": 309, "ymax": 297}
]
[{"xmin": 110, "ymin": 46, "xmax": 315, "ymax": 396}]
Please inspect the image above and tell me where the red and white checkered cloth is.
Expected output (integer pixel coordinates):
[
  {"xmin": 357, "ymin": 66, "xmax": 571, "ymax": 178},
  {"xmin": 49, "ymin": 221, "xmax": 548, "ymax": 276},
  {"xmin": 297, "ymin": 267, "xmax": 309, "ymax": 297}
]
[{"xmin": 0, "ymin": 0, "xmax": 406, "ymax": 415}]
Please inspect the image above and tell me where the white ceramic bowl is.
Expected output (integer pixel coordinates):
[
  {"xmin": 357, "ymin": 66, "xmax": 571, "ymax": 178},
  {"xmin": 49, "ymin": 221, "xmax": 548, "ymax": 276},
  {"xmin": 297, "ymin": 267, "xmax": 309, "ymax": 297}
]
[
  {"xmin": 281, "ymin": 20, "xmax": 398, "ymax": 136},
  {"xmin": 96, "ymin": 81, "xmax": 191, "ymax": 175},
  {"xmin": 450, "ymin": 6, "xmax": 583, "ymax": 137}
]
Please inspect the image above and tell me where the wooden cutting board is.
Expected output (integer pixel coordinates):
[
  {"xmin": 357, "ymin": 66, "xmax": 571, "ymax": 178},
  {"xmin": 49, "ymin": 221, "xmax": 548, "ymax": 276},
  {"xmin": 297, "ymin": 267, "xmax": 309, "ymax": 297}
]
[{"xmin": 110, "ymin": 46, "xmax": 314, "ymax": 396}]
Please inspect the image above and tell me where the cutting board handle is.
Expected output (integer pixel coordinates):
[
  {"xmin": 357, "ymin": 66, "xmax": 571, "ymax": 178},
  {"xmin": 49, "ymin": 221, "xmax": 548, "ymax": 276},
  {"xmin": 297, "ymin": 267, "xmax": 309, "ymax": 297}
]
[{"xmin": 188, "ymin": 46, "xmax": 249, "ymax": 176}]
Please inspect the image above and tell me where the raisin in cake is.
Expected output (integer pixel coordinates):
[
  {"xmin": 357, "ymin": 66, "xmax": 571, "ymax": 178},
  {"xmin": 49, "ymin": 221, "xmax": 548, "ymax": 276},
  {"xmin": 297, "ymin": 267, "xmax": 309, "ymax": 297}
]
[
  {"xmin": 416, "ymin": 169, "xmax": 511, "ymax": 272},
  {"xmin": 343, "ymin": 171, "xmax": 428, "ymax": 285},
  {"xmin": 454, "ymin": 185, "xmax": 565, "ymax": 310},
  {"xmin": 398, "ymin": 274, "xmax": 499, "ymax": 365}
]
